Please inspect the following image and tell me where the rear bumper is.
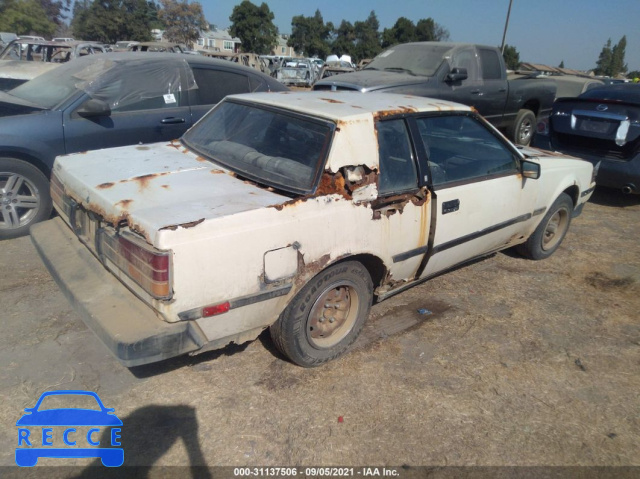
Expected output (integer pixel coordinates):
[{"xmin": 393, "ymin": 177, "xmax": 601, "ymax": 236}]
[
  {"xmin": 30, "ymin": 217, "xmax": 208, "ymax": 367},
  {"xmin": 533, "ymin": 133, "xmax": 640, "ymax": 192}
]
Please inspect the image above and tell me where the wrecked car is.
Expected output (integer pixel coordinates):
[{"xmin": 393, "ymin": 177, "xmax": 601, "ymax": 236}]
[
  {"xmin": 31, "ymin": 92, "xmax": 596, "ymax": 368},
  {"xmin": 277, "ymin": 59, "xmax": 317, "ymax": 87},
  {"xmin": 0, "ymin": 52, "xmax": 286, "ymax": 239}
]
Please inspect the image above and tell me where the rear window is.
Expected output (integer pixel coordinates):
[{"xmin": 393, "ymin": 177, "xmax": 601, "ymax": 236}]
[
  {"xmin": 183, "ymin": 100, "xmax": 333, "ymax": 194},
  {"xmin": 579, "ymin": 86, "xmax": 640, "ymax": 105}
]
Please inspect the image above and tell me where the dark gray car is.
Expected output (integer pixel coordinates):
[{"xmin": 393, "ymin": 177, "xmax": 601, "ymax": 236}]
[{"xmin": 0, "ymin": 52, "xmax": 287, "ymax": 239}]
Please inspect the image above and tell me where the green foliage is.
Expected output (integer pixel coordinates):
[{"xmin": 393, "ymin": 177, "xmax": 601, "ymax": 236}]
[
  {"xmin": 288, "ymin": 9, "xmax": 332, "ymax": 58},
  {"xmin": 558, "ymin": 60, "xmax": 565, "ymax": 68},
  {"xmin": 39, "ymin": 0, "xmax": 71, "ymax": 26},
  {"xmin": 594, "ymin": 37, "xmax": 628, "ymax": 77},
  {"xmin": 627, "ymin": 70, "xmax": 640, "ymax": 80},
  {"xmin": 352, "ymin": 11, "xmax": 381, "ymax": 61},
  {"xmin": 0, "ymin": 0, "xmax": 56, "ymax": 36},
  {"xmin": 332, "ymin": 20, "xmax": 355, "ymax": 58},
  {"xmin": 158, "ymin": 0, "xmax": 207, "ymax": 47},
  {"xmin": 502, "ymin": 44, "xmax": 520, "ymax": 70},
  {"xmin": 72, "ymin": 0, "xmax": 155, "ymax": 43},
  {"xmin": 229, "ymin": 0, "xmax": 278, "ymax": 55},
  {"xmin": 381, "ymin": 16, "xmax": 448, "ymax": 48}
]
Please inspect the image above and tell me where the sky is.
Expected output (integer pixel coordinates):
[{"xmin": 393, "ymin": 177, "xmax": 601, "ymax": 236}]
[{"xmin": 201, "ymin": 0, "xmax": 640, "ymax": 72}]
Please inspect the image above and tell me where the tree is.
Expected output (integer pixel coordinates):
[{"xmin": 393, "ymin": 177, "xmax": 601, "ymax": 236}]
[
  {"xmin": 627, "ymin": 70, "xmax": 640, "ymax": 81},
  {"xmin": 72, "ymin": 0, "xmax": 155, "ymax": 43},
  {"xmin": 229, "ymin": 1, "xmax": 278, "ymax": 55},
  {"xmin": 558, "ymin": 60, "xmax": 565, "ymax": 68},
  {"xmin": 0, "ymin": 0, "xmax": 56, "ymax": 36},
  {"xmin": 594, "ymin": 38, "xmax": 613, "ymax": 76},
  {"xmin": 38, "ymin": 0, "xmax": 71, "ymax": 27},
  {"xmin": 610, "ymin": 35, "xmax": 627, "ymax": 76},
  {"xmin": 158, "ymin": 0, "xmax": 207, "ymax": 48},
  {"xmin": 331, "ymin": 20, "xmax": 355, "ymax": 58},
  {"xmin": 288, "ymin": 9, "xmax": 332, "ymax": 58},
  {"xmin": 415, "ymin": 17, "xmax": 449, "ymax": 42},
  {"xmin": 353, "ymin": 11, "xmax": 381, "ymax": 61},
  {"xmin": 502, "ymin": 44, "xmax": 520, "ymax": 70},
  {"xmin": 382, "ymin": 17, "xmax": 415, "ymax": 48}
]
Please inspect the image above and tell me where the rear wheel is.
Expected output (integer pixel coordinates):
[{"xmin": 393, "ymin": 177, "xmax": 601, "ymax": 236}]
[
  {"xmin": 508, "ymin": 109, "xmax": 536, "ymax": 146},
  {"xmin": 0, "ymin": 158, "xmax": 51, "ymax": 240},
  {"xmin": 270, "ymin": 261, "xmax": 373, "ymax": 367},
  {"xmin": 517, "ymin": 193, "xmax": 573, "ymax": 260}
]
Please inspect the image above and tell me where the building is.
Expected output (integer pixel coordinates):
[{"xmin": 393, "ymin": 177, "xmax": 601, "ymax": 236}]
[
  {"xmin": 271, "ymin": 34, "xmax": 299, "ymax": 57},
  {"xmin": 196, "ymin": 28, "xmax": 241, "ymax": 53}
]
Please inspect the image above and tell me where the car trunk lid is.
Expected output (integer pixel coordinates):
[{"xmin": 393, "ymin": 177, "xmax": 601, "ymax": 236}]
[{"xmin": 53, "ymin": 141, "xmax": 290, "ymax": 244}]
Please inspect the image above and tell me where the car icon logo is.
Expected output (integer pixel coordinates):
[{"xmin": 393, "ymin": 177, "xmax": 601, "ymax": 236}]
[
  {"xmin": 15, "ymin": 390, "xmax": 123, "ymax": 467},
  {"xmin": 596, "ymin": 104, "xmax": 608, "ymax": 111}
]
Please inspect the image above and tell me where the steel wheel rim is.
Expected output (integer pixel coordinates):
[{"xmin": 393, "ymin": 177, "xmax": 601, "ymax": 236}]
[
  {"xmin": 519, "ymin": 118, "xmax": 533, "ymax": 143},
  {"xmin": 307, "ymin": 280, "xmax": 360, "ymax": 349},
  {"xmin": 0, "ymin": 171, "xmax": 40, "ymax": 230},
  {"xmin": 542, "ymin": 208, "xmax": 569, "ymax": 251}
]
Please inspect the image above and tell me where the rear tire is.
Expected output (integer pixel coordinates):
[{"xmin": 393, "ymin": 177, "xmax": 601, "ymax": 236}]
[
  {"xmin": 508, "ymin": 109, "xmax": 536, "ymax": 146},
  {"xmin": 517, "ymin": 193, "xmax": 573, "ymax": 260},
  {"xmin": 0, "ymin": 158, "xmax": 52, "ymax": 240},
  {"xmin": 270, "ymin": 261, "xmax": 373, "ymax": 367}
]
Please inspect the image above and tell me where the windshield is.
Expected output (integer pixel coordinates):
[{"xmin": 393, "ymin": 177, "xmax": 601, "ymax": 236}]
[
  {"xmin": 364, "ymin": 43, "xmax": 453, "ymax": 77},
  {"xmin": 8, "ymin": 56, "xmax": 118, "ymax": 109},
  {"xmin": 183, "ymin": 100, "xmax": 333, "ymax": 194}
]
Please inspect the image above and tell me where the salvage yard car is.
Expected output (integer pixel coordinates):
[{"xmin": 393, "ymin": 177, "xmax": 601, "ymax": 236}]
[
  {"xmin": 0, "ymin": 52, "xmax": 286, "ymax": 239},
  {"xmin": 31, "ymin": 92, "xmax": 596, "ymax": 368},
  {"xmin": 533, "ymin": 83, "xmax": 640, "ymax": 194}
]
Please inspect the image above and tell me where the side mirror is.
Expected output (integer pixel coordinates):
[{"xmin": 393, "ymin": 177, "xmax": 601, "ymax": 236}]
[
  {"xmin": 77, "ymin": 98, "xmax": 111, "ymax": 118},
  {"xmin": 446, "ymin": 67, "xmax": 468, "ymax": 83},
  {"xmin": 522, "ymin": 160, "xmax": 541, "ymax": 179}
]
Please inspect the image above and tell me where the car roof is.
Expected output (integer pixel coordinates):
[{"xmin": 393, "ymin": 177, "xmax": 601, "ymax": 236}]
[{"xmin": 226, "ymin": 90, "xmax": 471, "ymax": 122}]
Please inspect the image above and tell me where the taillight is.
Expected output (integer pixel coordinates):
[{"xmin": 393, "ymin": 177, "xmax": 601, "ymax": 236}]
[
  {"xmin": 537, "ymin": 118, "xmax": 549, "ymax": 135},
  {"xmin": 98, "ymin": 231, "xmax": 172, "ymax": 299}
]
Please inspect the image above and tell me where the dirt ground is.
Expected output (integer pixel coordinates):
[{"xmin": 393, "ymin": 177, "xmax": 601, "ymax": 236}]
[{"xmin": 0, "ymin": 188, "xmax": 638, "ymax": 472}]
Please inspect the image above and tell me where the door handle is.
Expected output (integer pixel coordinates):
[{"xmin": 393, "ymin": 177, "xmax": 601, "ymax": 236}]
[
  {"xmin": 161, "ymin": 117, "xmax": 185, "ymax": 124},
  {"xmin": 498, "ymin": 88, "xmax": 507, "ymax": 92},
  {"xmin": 442, "ymin": 199, "xmax": 460, "ymax": 214}
]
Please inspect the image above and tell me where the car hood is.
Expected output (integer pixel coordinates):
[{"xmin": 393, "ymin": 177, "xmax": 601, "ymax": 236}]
[
  {"xmin": 0, "ymin": 90, "xmax": 46, "ymax": 116},
  {"xmin": 54, "ymin": 141, "xmax": 291, "ymax": 244},
  {"xmin": 315, "ymin": 69, "xmax": 429, "ymax": 91}
]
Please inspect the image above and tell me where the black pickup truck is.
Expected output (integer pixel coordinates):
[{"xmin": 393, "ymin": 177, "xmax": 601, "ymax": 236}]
[{"xmin": 314, "ymin": 42, "xmax": 556, "ymax": 146}]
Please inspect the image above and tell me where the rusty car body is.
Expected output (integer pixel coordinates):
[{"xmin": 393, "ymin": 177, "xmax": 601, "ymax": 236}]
[
  {"xmin": 31, "ymin": 92, "xmax": 596, "ymax": 368},
  {"xmin": 0, "ymin": 40, "xmax": 107, "ymax": 90}
]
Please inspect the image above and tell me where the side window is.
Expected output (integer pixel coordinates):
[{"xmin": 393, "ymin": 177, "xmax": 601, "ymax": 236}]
[
  {"xmin": 376, "ymin": 119, "xmax": 418, "ymax": 195},
  {"xmin": 191, "ymin": 68, "xmax": 250, "ymax": 106},
  {"xmin": 478, "ymin": 49, "xmax": 502, "ymax": 80},
  {"xmin": 451, "ymin": 47, "xmax": 478, "ymax": 79},
  {"xmin": 417, "ymin": 115, "xmax": 518, "ymax": 186}
]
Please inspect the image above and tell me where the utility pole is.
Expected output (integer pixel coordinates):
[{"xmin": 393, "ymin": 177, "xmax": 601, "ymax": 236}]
[{"xmin": 501, "ymin": 0, "xmax": 513, "ymax": 54}]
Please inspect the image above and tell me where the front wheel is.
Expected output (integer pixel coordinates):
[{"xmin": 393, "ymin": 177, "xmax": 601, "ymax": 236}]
[
  {"xmin": 0, "ymin": 158, "xmax": 52, "ymax": 240},
  {"xmin": 517, "ymin": 193, "xmax": 573, "ymax": 260},
  {"xmin": 270, "ymin": 261, "xmax": 373, "ymax": 367}
]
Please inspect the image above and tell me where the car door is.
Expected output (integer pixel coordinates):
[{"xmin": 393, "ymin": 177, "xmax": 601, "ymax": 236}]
[
  {"xmin": 415, "ymin": 113, "xmax": 539, "ymax": 278},
  {"xmin": 188, "ymin": 65, "xmax": 254, "ymax": 123},
  {"xmin": 373, "ymin": 118, "xmax": 432, "ymax": 284},
  {"xmin": 62, "ymin": 61, "xmax": 193, "ymax": 154}
]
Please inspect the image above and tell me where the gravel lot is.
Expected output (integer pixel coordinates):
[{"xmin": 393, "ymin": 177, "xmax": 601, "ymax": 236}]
[{"xmin": 0, "ymin": 188, "xmax": 638, "ymax": 473}]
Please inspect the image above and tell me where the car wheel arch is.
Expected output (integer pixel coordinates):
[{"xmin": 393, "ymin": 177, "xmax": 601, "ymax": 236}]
[{"xmin": 0, "ymin": 149, "xmax": 50, "ymax": 178}]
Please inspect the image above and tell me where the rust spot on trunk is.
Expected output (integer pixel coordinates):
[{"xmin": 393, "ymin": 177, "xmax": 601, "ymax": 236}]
[
  {"xmin": 160, "ymin": 218, "xmax": 205, "ymax": 231},
  {"xmin": 161, "ymin": 184, "xmax": 170, "ymax": 189},
  {"xmin": 96, "ymin": 182, "xmax": 115, "ymax": 189},
  {"xmin": 320, "ymin": 98, "xmax": 344, "ymax": 104},
  {"xmin": 210, "ymin": 169, "xmax": 224, "ymax": 174},
  {"xmin": 167, "ymin": 139, "xmax": 181, "ymax": 149},
  {"xmin": 196, "ymin": 156, "xmax": 208, "ymax": 162},
  {"xmin": 116, "ymin": 199, "xmax": 133, "ymax": 208}
]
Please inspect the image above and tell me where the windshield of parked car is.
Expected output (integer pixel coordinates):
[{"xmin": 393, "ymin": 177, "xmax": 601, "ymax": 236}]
[
  {"xmin": 183, "ymin": 100, "xmax": 333, "ymax": 194},
  {"xmin": 579, "ymin": 86, "xmax": 640, "ymax": 105},
  {"xmin": 364, "ymin": 43, "xmax": 454, "ymax": 77},
  {"xmin": 8, "ymin": 56, "xmax": 118, "ymax": 109}
]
